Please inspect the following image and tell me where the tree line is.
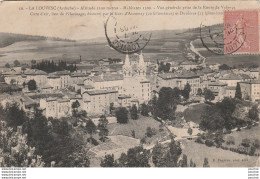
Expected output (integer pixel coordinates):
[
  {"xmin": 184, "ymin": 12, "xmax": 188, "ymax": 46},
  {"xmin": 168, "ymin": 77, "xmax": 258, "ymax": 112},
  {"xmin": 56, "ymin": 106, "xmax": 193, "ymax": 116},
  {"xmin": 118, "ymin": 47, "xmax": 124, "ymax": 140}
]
[{"xmin": 31, "ymin": 60, "xmax": 77, "ymax": 73}]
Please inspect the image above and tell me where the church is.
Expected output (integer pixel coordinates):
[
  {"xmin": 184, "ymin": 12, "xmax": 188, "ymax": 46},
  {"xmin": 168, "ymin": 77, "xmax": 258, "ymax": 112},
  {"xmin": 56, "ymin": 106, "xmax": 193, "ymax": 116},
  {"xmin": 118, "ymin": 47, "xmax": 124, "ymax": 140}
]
[{"xmin": 122, "ymin": 52, "xmax": 151, "ymax": 104}]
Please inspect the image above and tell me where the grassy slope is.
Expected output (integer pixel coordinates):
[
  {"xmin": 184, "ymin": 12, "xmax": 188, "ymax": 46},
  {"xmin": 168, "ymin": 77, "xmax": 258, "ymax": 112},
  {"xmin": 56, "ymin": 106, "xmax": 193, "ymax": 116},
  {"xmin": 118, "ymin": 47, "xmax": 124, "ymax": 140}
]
[
  {"xmin": 183, "ymin": 103, "xmax": 210, "ymax": 124},
  {"xmin": 222, "ymin": 125, "xmax": 260, "ymax": 155},
  {"xmin": 107, "ymin": 116, "xmax": 161, "ymax": 139},
  {"xmin": 181, "ymin": 140, "xmax": 259, "ymax": 167}
]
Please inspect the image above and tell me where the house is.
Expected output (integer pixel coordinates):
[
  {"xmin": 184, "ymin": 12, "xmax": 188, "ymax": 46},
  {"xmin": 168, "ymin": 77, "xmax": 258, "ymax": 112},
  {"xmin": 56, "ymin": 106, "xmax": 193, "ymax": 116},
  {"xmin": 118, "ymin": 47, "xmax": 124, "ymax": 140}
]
[
  {"xmin": 70, "ymin": 72, "xmax": 88, "ymax": 85},
  {"xmin": 24, "ymin": 69, "xmax": 48, "ymax": 86},
  {"xmin": 84, "ymin": 74, "xmax": 124, "ymax": 94},
  {"xmin": 2, "ymin": 70, "xmax": 24, "ymax": 86},
  {"xmin": 118, "ymin": 94, "xmax": 132, "ymax": 107},
  {"xmin": 98, "ymin": 58, "xmax": 110, "ymax": 66},
  {"xmin": 219, "ymin": 73, "xmax": 243, "ymax": 87},
  {"xmin": 40, "ymin": 97, "xmax": 72, "ymax": 118},
  {"xmin": 240, "ymin": 80, "xmax": 260, "ymax": 101},
  {"xmin": 47, "ymin": 71, "xmax": 71, "ymax": 90},
  {"xmin": 82, "ymin": 89, "xmax": 118, "ymax": 115},
  {"xmin": 179, "ymin": 61, "xmax": 199, "ymax": 70},
  {"xmin": 234, "ymin": 68, "xmax": 259, "ymax": 80},
  {"xmin": 157, "ymin": 71, "xmax": 200, "ymax": 95},
  {"xmin": 208, "ymin": 81, "xmax": 227, "ymax": 100},
  {"xmin": 223, "ymin": 86, "xmax": 236, "ymax": 98}
]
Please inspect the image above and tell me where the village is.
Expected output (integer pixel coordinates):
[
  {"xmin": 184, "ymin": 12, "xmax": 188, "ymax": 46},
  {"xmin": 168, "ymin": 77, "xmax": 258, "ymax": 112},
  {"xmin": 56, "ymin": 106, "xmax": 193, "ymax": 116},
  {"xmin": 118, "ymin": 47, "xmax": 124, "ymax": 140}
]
[
  {"xmin": 0, "ymin": 51, "xmax": 259, "ymax": 118},
  {"xmin": 0, "ymin": 39, "xmax": 260, "ymax": 167}
]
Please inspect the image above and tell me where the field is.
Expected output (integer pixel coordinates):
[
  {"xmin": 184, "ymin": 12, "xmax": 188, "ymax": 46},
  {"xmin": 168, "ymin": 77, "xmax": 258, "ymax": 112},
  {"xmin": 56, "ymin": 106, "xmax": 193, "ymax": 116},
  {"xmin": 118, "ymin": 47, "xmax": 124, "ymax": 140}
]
[
  {"xmin": 192, "ymin": 38, "xmax": 260, "ymax": 66},
  {"xmin": 0, "ymin": 30, "xmax": 195, "ymax": 67},
  {"xmin": 183, "ymin": 103, "xmax": 210, "ymax": 124},
  {"xmin": 88, "ymin": 135, "xmax": 140, "ymax": 167},
  {"xmin": 181, "ymin": 140, "xmax": 259, "ymax": 167},
  {"xmin": 107, "ymin": 116, "xmax": 162, "ymax": 139},
  {"xmin": 222, "ymin": 125, "xmax": 260, "ymax": 155}
]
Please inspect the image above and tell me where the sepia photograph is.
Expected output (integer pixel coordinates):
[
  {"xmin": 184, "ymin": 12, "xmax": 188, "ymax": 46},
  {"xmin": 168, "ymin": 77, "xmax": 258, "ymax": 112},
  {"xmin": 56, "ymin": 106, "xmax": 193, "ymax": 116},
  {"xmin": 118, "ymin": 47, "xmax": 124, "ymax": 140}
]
[{"xmin": 0, "ymin": 1, "xmax": 259, "ymax": 170}]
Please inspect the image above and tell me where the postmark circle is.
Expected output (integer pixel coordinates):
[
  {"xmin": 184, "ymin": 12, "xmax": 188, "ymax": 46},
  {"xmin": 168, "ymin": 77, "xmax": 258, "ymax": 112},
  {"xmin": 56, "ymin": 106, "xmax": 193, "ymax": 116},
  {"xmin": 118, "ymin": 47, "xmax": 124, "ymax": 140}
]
[
  {"xmin": 200, "ymin": 20, "xmax": 246, "ymax": 55},
  {"xmin": 104, "ymin": 15, "xmax": 152, "ymax": 54}
]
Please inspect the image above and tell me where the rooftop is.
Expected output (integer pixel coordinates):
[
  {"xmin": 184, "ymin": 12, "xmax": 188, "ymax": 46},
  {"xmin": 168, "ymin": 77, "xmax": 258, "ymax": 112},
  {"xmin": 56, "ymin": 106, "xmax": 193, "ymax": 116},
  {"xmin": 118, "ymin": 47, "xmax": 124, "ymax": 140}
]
[
  {"xmin": 83, "ymin": 89, "xmax": 118, "ymax": 95},
  {"xmin": 240, "ymin": 80, "xmax": 260, "ymax": 84},
  {"xmin": 208, "ymin": 82, "xmax": 227, "ymax": 86},
  {"xmin": 92, "ymin": 74, "xmax": 124, "ymax": 82},
  {"xmin": 225, "ymin": 86, "xmax": 236, "ymax": 90},
  {"xmin": 220, "ymin": 73, "xmax": 243, "ymax": 80},
  {"xmin": 158, "ymin": 71, "xmax": 199, "ymax": 80},
  {"xmin": 180, "ymin": 61, "xmax": 198, "ymax": 66},
  {"xmin": 83, "ymin": 85, "xmax": 94, "ymax": 89},
  {"xmin": 118, "ymin": 94, "xmax": 131, "ymax": 99}
]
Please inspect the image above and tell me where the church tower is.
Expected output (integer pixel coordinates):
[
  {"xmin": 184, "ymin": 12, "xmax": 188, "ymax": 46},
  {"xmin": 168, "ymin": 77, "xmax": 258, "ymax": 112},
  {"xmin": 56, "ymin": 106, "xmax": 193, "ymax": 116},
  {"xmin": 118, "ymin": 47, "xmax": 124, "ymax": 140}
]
[
  {"xmin": 123, "ymin": 54, "xmax": 132, "ymax": 77},
  {"xmin": 137, "ymin": 51, "xmax": 147, "ymax": 77}
]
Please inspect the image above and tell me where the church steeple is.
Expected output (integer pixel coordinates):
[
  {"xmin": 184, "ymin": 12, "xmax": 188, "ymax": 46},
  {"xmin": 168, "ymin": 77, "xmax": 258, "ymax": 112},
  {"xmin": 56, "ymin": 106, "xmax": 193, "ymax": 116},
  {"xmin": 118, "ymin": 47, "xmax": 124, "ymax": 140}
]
[
  {"xmin": 123, "ymin": 54, "xmax": 132, "ymax": 77},
  {"xmin": 137, "ymin": 51, "xmax": 146, "ymax": 76}
]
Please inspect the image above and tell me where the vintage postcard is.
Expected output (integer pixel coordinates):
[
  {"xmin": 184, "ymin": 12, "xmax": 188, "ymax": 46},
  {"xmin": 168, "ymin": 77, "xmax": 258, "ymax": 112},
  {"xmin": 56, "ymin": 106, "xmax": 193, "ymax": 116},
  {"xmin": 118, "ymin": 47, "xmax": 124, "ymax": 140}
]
[{"xmin": 0, "ymin": 1, "xmax": 259, "ymax": 168}]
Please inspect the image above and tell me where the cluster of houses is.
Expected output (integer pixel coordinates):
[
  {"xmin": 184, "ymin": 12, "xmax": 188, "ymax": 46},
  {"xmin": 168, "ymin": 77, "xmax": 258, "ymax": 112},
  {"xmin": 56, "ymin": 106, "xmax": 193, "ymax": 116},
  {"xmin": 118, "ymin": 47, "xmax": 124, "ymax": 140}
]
[
  {"xmin": 1, "ymin": 52, "xmax": 151, "ymax": 118},
  {"xmin": 0, "ymin": 52, "xmax": 259, "ymax": 119},
  {"xmin": 157, "ymin": 67, "xmax": 260, "ymax": 102}
]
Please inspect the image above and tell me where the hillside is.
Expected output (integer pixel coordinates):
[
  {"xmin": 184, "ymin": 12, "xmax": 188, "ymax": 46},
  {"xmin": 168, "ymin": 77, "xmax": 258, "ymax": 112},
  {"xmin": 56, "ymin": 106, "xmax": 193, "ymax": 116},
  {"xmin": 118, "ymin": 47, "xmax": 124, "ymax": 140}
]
[{"xmin": 0, "ymin": 24, "xmax": 259, "ymax": 67}]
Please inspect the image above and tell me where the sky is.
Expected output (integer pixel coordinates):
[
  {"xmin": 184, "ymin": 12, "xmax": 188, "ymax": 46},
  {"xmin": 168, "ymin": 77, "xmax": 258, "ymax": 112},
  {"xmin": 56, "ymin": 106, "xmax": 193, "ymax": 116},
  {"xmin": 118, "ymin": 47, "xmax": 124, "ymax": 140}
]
[{"xmin": 0, "ymin": 1, "xmax": 258, "ymax": 40}]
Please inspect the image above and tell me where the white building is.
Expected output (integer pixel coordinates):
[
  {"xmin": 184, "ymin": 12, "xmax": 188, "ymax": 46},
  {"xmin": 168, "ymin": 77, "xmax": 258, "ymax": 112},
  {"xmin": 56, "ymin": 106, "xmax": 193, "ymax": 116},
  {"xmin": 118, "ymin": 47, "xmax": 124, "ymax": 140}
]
[
  {"xmin": 82, "ymin": 89, "xmax": 118, "ymax": 115},
  {"xmin": 157, "ymin": 71, "xmax": 200, "ymax": 95},
  {"xmin": 240, "ymin": 80, "xmax": 260, "ymax": 101},
  {"xmin": 40, "ymin": 97, "xmax": 72, "ymax": 119},
  {"xmin": 47, "ymin": 71, "xmax": 71, "ymax": 90},
  {"xmin": 122, "ymin": 52, "xmax": 151, "ymax": 104}
]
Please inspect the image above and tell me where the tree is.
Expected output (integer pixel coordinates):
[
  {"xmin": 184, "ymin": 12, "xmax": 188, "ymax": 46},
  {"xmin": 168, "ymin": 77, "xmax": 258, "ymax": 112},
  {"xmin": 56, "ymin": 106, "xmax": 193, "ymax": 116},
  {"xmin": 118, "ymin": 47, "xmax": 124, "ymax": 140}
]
[
  {"xmin": 146, "ymin": 127, "xmax": 156, "ymax": 138},
  {"xmin": 65, "ymin": 150, "xmax": 90, "ymax": 167},
  {"xmin": 71, "ymin": 100, "xmax": 80, "ymax": 117},
  {"xmin": 197, "ymin": 88, "xmax": 203, "ymax": 96},
  {"xmin": 118, "ymin": 146, "xmax": 150, "ymax": 167},
  {"xmin": 130, "ymin": 105, "xmax": 138, "ymax": 120},
  {"xmin": 203, "ymin": 158, "xmax": 210, "ymax": 167},
  {"xmin": 158, "ymin": 62, "xmax": 171, "ymax": 73},
  {"xmin": 115, "ymin": 107, "xmax": 128, "ymax": 124},
  {"xmin": 24, "ymin": 108, "xmax": 55, "ymax": 165},
  {"xmin": 152, "ymin": 143, "xmax": 165, "ymax": 167},
  {"xmin": 151, "ymin": 139, "xmax": 182, "ymax": 167},
  {"xmin": 85, "ymin": 119, "xmax": 96, "ymax": 137},
  {"xmin": 148, "ymin": 95, "xmax": 158, "ymax": 117},
  {"xmin": 140, "ymin": 103, "xmax": 149, "ymax": 116},
  {"xmin": 13, "ymin": 60, "xmax": 20, "ymax": 67},
  {"xmin": 10, "ymin": 79, "xmax": 16, "ymax": 86},
  {"xmin": 179, "ymin": 154, "xmax": 188, "ymax": 167},
  {"xmin": 131, "ymin": 130, "xmax": 135, "ymax": 138},
  {"xmin": 5, "ymin": 102, "xmax": 27, "ymax": 130},
  {"xmin": 182, "ymin": 83, "xmax": 191, "ymax": 100},
  {"xmin": 0, "ymin": 124, "xmax": 45, "ymax": 167},
  {"xmin": 98, "ymin": 115, "xmax": 109, "ymax": 142},
  {"xmin": 5, "ymin": 63, "xmax": 10, "ymax": 68},
  {"xmin": 109, "ymin": 103, "xmax": 115, "ymax": 114},
  {"xmin": 219, "ymin": 64, "xmax": 231, "ymax": 70},
  {"xmin": 199, "ymin": 105, "xmax": 225, "ymax": 132},
  {"xmin": 204, "ymin": 88, "xmax": 215, "ymax": 101},
  {"xmin": 190, "ymin": 159, "xmax": 196, "ymax": 167},
  {"xmin": 100, "ymin": 154, "xmax": 118, "ymax": 167},
  {"xmin": 28, "ymin": 80, "xmax": 37, "ymax": 91},
  {"xmin": 248, "ymin": 105, "xmax": 259, "ymax": 121},
  {"xmin": 188, "ymin": 127, "xmax": 193, "ymax": 138},
  {"xmin": 172, "ymin": 87, "xmax": 181, "ymax": 104},
  {"xmin": 156, "ymin": 87, "xmax": 179, "ymax": 120},
  {"xmin": 76, "ymin": 89, "xmax": 81, "ymax": 94},
  {"xmin": 241, "ymin": 138, "xmax": 250, "ymax": 148},
  {"xmin": 165, "ymin": 63, "xmax": 171, "ymax": 72},
  {"xmin": 235, "ymin": 83, "xmax": 242, "ymax": 100}
]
